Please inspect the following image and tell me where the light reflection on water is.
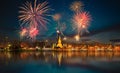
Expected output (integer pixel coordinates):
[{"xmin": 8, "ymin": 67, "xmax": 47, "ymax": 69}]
[{"xmin": 0, "ymin": 51, "xmax": 120, "ymax": 73}]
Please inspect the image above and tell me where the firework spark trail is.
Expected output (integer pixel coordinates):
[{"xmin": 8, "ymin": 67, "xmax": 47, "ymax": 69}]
[
  {"xmin": 59, "ymin": 23, "xmax": 66, "ymax": 36},
  {"xmin": 52, "ymin": 14, "xmax": 61, "ymax": 30},
  {"xmin": 19, "ymin": 0, "xmax": 51, "ymax": 40},
  {"xmin": 52, "ymin": 14, "xmax": 66, "ymax": 38}
]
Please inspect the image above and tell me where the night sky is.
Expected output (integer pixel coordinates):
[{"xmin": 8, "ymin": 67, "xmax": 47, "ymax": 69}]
[{"xmin": 0, "ymin": 0, "xmax": 120, "ymax": 40}]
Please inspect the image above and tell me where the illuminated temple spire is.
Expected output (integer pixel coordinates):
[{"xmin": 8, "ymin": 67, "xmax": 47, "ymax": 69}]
[{"xmin": 57, "ymin": 36, "xmax": 63, "ymax": 48}]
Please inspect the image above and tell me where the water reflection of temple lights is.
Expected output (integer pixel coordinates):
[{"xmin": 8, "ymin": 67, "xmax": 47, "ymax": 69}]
[{"xmin": 58, "ymin": 53, "xmax": 62, "ymax": 66}]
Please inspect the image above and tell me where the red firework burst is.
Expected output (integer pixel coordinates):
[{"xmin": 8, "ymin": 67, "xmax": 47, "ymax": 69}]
[{"xmin": 73, "ymin": 12, "xmax": 91, "ymax": 33}]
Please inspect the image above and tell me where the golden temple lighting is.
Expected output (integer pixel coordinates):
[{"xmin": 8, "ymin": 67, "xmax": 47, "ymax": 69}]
[{"xmin": 57, "ymin": 36, "xmax": 63, "ymax": 48}]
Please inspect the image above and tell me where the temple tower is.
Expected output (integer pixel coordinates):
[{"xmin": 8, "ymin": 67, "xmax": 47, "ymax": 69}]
[{"xmin": 57, "ymin": 36, "xmax": 63, "ymax": 48}]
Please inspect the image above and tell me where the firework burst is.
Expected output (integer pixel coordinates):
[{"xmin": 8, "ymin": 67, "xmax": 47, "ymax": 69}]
[
  {"xmin": 72, "ymin": 12, "xmax": 91, "ymax": 34},
  {"xmin": 52, "ymin": 14, "xmax": 61, "ymax": 21},
  {"xmin": 70, "ymin": 1, "xmax": 84, "ymax": 12},
  {"xmin": 19, "ymin": 0, "xmax": 51, "ymax": 40},
  {"xmin": 29, "ymin": 26, "xmax": 39, "ymax": 39},
  {"xmin": 19, "ymin": 0, "xmax": 50, "ymax": 27},
  {"xmin": 20, "ymin": 27, "xmax": 28, "ymax": 37}
]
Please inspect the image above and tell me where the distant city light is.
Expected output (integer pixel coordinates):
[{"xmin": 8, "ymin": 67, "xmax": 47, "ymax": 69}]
[
  {"xmin": 74, "ymin": 35, "xmax": 80, "ymax": 41},
  {"xmin": 63, "ymin": 37, "xmax": 67, "ymax": 40}
]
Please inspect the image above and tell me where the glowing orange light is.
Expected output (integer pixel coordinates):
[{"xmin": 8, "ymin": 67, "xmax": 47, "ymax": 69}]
[{"xmin": 74, "ymin": 35, "xmax": 80, "ymax": 41}]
